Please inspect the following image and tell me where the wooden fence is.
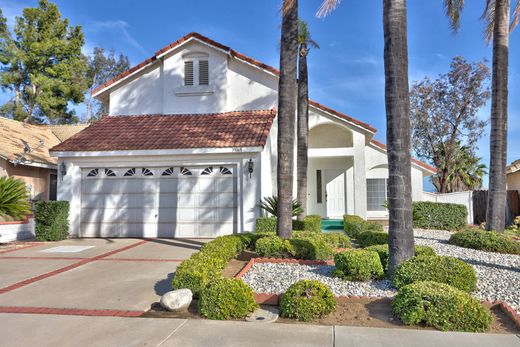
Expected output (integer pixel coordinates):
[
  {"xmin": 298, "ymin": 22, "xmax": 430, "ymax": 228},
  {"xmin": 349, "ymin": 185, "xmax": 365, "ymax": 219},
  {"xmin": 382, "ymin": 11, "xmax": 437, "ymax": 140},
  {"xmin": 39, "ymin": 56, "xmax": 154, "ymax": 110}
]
[{"xmin": 472, "ymin": 190, "xmax": 520, "ymax": 225}]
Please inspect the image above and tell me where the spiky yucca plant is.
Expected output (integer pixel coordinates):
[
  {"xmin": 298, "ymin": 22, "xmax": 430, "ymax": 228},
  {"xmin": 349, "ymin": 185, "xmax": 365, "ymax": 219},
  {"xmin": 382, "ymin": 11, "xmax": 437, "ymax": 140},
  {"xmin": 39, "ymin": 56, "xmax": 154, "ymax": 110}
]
[
  {"xmin": 259, "ymin": 196, "xmax": 303, "ymax": 218},
  {"xmin": 0, "ymin": 176, "xmax": 31, "ymax": 221}
]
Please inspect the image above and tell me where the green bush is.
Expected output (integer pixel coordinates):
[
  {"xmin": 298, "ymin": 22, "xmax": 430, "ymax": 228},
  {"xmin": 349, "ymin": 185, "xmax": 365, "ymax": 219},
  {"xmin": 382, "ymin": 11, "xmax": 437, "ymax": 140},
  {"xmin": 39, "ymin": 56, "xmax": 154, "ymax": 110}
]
[
  {"xmin": 392, "ymin": 281, "xmax": 491, "ymax": 332},
  {"xmin": 332, "ymin": 249, "xmax": 384, "ymax": 281},
  {"xmin": 393, "ymin": 255, "xmax": 477, "ymax": 292},
  {"xmin": 0, "ymin": 176, "xmax": 31, "ymax": 220},
  {"xmin": 449, "ymin": 229, "xmax": 520, "ymax": 255},
  {"xmin": 364, "ymin": 244, "xmax": 436, "ymax": 271},
  {"xmin": 199, "ymin": 278, "xmax": 258, "ymax": 320},
  {"xmin": 34, "ymin": 201, "xmax": 69, "ymax": 241},
  {"xmin": 303, "ymin": 215, "xmax": 322, "ymax": 233},
  {"xmin": 200, "ymin": 235, "xmax": 246, "ymax": 260},
  {"xmin": 321, "ymin": 232, "xmax": 352, "ymax": 249},
  {"xmin": 256, "ymin": 215, "xmax": 322, "ymax": 233},
  {"xmin": 255, "ymin": 217, "xmax": 277, "ymax": 233},
  {"xmin": 356, "ymin": 230, "xmax": 388, "ymax": 247},
  {"xmin": 288, "ymin": 237, "xmax": 333, "ymax": 260},
  {"xmin": 255, "ymin": 236, "xmax": 291, "ymax": 258},
  {"xmin": 279, "ymin": 280, "xmax": 336, "ymax": 322},
  {"xmin": 412, "ymin": 201, "xmax": 467, "ymax": 231},
  {"xmin": 343, "ymin": 215, "xmax": 366, "ymax": 238}
]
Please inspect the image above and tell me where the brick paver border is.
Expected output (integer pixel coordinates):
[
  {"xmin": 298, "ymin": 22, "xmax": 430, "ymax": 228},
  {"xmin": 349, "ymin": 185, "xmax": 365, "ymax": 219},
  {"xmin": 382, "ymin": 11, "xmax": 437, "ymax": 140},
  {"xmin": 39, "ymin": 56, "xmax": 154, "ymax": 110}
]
[
  {"xmin": 0, "ymin": 243, "xmax": 42, "ymax": 255},
  {"xmin": 0, "ymin": 306, "xmax": 143, "ymax": 317}
]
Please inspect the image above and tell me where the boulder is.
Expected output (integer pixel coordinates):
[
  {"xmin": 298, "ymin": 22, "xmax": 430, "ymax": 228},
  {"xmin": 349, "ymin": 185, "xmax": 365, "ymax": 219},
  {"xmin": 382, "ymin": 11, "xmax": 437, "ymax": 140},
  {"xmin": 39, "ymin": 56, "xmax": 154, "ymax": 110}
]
[{"xmin": 160, "ymin": 289, "xmax": 192, "ymax": 312}]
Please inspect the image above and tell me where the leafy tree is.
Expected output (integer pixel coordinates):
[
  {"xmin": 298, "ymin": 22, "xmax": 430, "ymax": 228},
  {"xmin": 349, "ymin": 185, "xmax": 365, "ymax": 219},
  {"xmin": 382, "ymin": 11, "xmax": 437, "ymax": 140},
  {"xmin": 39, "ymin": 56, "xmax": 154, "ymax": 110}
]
[
  {"xmin": 84, "ymin": 47, "xmax": 129, "ymax": 121},
  {"xmin": 296, "ymin": 20, "xmax": 319, "ymax": 221},
  {"xmin": 0, "ymin": 0, "xmax": 88, "ymax": 124},
  {"xmin": 410, "ymin": 57, "xmax": 491, "ymax": 193},
  {"xmin": 443, "ymin": 0, "xmax": 519, "ymax": 231}
]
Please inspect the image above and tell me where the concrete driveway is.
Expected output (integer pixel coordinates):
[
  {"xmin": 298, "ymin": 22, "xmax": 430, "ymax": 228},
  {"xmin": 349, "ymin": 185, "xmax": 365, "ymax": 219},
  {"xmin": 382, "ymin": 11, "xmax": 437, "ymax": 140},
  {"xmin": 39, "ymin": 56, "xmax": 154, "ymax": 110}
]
[{"xmin": 0, "ymin": 238, "xmax": 206, "ymax": 312}]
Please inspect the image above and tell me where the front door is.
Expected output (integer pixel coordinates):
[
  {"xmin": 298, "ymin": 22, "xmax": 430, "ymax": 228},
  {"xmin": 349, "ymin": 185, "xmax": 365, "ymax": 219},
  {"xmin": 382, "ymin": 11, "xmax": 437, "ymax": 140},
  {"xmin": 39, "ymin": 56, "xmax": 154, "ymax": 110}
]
[{"xmin": 325, "ymin": 169, "xmax": 345, "ymax": 217}]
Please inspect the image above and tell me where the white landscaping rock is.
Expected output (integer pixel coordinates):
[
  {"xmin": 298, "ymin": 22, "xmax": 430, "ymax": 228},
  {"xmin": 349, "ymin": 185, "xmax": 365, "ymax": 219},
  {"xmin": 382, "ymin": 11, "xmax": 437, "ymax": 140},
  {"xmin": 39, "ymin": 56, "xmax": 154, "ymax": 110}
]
[{"xmin": 160, "ymin": 289, "xmax": 193, "ymax": 312}]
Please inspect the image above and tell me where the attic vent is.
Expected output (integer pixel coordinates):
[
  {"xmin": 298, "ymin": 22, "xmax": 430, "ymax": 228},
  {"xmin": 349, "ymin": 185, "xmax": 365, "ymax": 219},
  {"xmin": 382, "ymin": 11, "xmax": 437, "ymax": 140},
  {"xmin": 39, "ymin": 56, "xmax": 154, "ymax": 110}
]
[
  {"xmin": 199, "ymin": 60, "xmax": 209, "ymax": 85},
  {"xmin": 184, "ymin": 60, "xmax": 194, "ymax": 86}
]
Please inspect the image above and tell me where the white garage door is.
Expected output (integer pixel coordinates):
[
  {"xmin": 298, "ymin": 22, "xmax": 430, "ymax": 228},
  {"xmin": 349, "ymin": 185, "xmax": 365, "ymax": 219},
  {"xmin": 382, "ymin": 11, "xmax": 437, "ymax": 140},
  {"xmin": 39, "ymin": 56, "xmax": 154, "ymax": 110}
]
[{"xmin": 80, "ymin": 165, "xmax": 237, "ymax": 238}]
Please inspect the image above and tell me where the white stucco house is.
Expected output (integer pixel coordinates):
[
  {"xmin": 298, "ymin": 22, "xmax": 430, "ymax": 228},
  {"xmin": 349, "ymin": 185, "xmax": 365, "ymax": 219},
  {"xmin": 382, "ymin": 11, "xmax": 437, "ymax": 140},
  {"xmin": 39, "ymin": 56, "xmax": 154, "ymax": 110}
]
[{"xmin": 50, "ymin": 32, "xmax": 436, "ymax": 238}]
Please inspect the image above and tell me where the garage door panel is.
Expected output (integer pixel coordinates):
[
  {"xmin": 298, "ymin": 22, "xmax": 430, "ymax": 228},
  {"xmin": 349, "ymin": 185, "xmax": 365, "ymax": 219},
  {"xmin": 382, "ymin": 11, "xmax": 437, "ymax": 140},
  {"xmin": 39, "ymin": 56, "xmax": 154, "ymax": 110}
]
[
  {"xmin": 119, "ymin": 193, "xmax": 155, "ymax": 209},
  {"xmin": 217, "ymin": 209, "xmax": 235, "ymax": 223},
  {"xmin": 218, "ymin": 193, "xmax": 236, "ymax": 208},
  {"xmin": 81, "ymin": 194, "xmax": 120, "ymax": 209},
  {"xmin": 176, "ymin": 223, "xmax": 195, "ymax": 237},
  {"xmin": 196, "ymin": 208, "xmax": 217, "ymax": 222},
  {"xmin": 178, "ymin": 179, "xmax": 197, "ymax": 193},
  {"xmin": 159, "ymin": 179, "xmax": 179, "ymax": 193},
  {"xmin": 177, "ymin": 208, "xmax": 196, "ymax": 222},
  {"xmin": 217, "ymin": 178, "xmax": 235, "ymax": 192},
  {"xmin": 119, "ymin": 179, "xmax": 156, "ymax": 193},
  {"xmin": 119, "ymin": 208, "xmax": 157, "ymax": 223},
  {"xmin": 158, "ymin": 193, "xmax": 179, "ymax": 208},
  {"xmin": 198, "ymin": 178, "xmax": 217, "ymax": 192},
  {"xmin": 177, "ymin": 194, "xmax": 195, "ymax": 206},
  {"xmin": 198, "ymin": 194, "xmax": 216, "ymax": 207},
  {"xmin": 81, "ymin": 208, "xmax": 119, "ymax": 223},
  {"xmin": 82, "ymin": 180, "xmax": 120, "ymax": 194}
]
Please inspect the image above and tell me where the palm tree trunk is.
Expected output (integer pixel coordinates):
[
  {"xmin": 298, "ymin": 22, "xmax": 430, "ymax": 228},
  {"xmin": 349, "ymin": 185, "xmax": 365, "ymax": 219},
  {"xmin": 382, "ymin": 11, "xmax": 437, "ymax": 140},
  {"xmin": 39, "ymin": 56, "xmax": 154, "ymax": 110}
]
[
  {"xmin": 296, "ymin": 43, "xmax": 309, "ymax": 221},
  {"xmin": 383, "ymin": 0, "xmax": 415, "ymax": 276},
  {"xmin": 486, "ymin": 0, "xmax": 509, "ymax": 232},
  {"xmin": 276, "ymin": 0, "xmax": 298, "ymax": 239}
]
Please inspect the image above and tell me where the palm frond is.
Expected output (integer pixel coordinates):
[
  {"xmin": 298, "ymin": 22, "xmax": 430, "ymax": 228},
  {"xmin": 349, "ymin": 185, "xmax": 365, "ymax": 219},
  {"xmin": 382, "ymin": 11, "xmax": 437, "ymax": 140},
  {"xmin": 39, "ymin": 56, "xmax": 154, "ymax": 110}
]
[
  {"xmin": 443, "ymin": 0, "xmax": 465, "ymax": 32},
  {"xmin": 282, "ymin": 0, "xmax": 297, "ymax": 15},
  {"xmin": 298, "ymin": 20, "xmax": 320, "ymax": 49},
  {"xmin": 481, "ymin": 0, "xmax": 496, "ymax": 43},
  {"xmin": 511, "ymin": 0, "xmax": 520, "ymax": 32},
  {"xmin": 259, "ymin": 196, "xmax": 304, "ymax": 217},
  {"xmin": 316, "ymin": 0, "xmax": 341, "ymax": 18},
  {"xmin": 0, "ymin": 176, "xmax": 31, "ymax": 220}
]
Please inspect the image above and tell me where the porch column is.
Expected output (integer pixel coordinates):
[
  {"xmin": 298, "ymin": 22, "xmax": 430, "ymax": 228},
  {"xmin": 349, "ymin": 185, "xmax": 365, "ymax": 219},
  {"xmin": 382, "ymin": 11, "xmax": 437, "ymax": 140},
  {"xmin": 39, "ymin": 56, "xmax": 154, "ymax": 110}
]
[{"xmin": 353, "ymin": 132, "xmax": 367, "ymax": 219}]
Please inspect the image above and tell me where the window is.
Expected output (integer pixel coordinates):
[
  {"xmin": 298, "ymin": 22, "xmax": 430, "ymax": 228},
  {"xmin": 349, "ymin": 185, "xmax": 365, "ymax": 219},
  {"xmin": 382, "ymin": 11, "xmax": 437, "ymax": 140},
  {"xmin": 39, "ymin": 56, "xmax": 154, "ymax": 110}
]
[
  {"xmin": 180, "ymin": 167, "xmax": 192, "ymax": 176},
  {"xmin": 142, "ymin": 168, "xmax": 154, "ymax": 176},
  {"xmin": 104, "ymin": 169, "xmax": 116, "ymax": 177},
  {"xmin": 316, "ymin": 170, "xmax": 323, "ymax": 204},
  {"xmin": 201, "ymin": 166, "xmax": 213, "ymax": 175},
  {"xmin": 367, "ymin": 179, "xmax": 387, "ymax": 211},
  {"xmin": 184, "ymin": 61, "xmax": 194, "ymax": 86},
  {"xmin": 87, "ymin": 169, "xmax": 98, "ymax": 177},
  {"xmin": 199, "ymin": 60, "xmax": 209, "ymax": 85},
  {"xmin": 162, "ymin": 167, "xmax": 175, "ymax": 176},
  {"xmin": 124, "ymin": 168, "xmax": 136, "ymax": 177},
  {"xmin": 220, "ymin": 166, "xmax": 232, "ymax": 175}
]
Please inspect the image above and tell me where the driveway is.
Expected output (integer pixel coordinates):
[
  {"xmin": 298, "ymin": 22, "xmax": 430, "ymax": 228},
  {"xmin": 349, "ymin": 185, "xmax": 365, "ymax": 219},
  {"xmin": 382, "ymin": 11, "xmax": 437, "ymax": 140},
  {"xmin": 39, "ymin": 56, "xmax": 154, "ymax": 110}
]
[{"xmin": 0, "ymin": 238, "xmax": 206, "ymax": 312}]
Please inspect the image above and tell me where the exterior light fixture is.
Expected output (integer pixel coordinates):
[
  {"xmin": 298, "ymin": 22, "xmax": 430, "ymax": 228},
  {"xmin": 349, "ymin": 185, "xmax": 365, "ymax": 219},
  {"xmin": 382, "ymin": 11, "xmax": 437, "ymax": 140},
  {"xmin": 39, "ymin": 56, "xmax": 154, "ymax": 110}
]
[
  {"xmin": 247, "ymin": 158, "xmax": 254, "ymax": 178},
  {"xmin": 60, "ymin": 162, "xmax": 67, "ymax": 177}
]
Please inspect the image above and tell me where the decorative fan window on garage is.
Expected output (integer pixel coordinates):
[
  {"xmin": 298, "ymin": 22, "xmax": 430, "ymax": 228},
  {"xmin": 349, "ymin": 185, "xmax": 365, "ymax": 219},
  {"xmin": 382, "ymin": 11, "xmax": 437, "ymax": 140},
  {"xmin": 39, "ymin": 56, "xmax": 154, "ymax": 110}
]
[
  {"xmin": 104, "ymin": 169, "xmax": 116, "ymax": 177},
  {"xmin": 124, "ymin": 168, "xmax": 135, "ymax": 177},
  {"xmin": 180, "ymin": 167, "xmax": 192, "ymax": 176},
  {"xmin": 142, "ymin": 168, "xmax": 154, "ymax": 176},
  {"xmin": 220, "ymin": 167, "xmax": 232, "ymax": 175},
  {"xmin": 201, "ymin": 167, "xmax": 213, "ymax": 175},
  {"xmin": 87, "ymin": 169, "xmax": 99, "ymax": 177},
  {"xmin": 162, "ymin": 167, "xmax": 175, "ymax": 176}
]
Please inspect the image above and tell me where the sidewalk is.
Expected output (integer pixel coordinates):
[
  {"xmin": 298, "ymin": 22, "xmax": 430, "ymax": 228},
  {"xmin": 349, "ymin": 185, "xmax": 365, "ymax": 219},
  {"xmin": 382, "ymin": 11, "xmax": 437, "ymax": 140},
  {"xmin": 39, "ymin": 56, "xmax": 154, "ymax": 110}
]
[{"xmin": 0, "ymin": 313, "xmax": 518, "ymax": 347}]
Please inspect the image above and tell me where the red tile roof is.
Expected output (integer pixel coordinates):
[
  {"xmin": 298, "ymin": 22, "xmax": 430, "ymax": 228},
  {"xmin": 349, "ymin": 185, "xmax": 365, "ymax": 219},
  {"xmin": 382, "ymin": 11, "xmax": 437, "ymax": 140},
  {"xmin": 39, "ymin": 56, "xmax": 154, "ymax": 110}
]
[
  {"xmin": 370, "ymin": 140, "xmax": 437, "ymax": 173},
  {"xmin": 91, "ymin": 32, "xmax": 376, "ymax": 133},
  {"xmin": 50, "ymin": 110, "xmax": 276, "ymax": 152}
]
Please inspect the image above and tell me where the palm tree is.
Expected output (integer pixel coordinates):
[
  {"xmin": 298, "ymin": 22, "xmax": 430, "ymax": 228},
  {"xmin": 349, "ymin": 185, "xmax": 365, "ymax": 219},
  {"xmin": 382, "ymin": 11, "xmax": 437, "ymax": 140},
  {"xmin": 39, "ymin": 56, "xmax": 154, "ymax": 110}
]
[
  {"xmin": 296, "ymin": 20, "xmax": 319, "ymax": 221},
  {"xmin": 383, "ymin": 0, "xmax": 415, "ymax": 275},
  {"xmin": 276, "ymin": 0, "xmax": 299, "ymax": 239},
  {"xmin": 443, "ymin": 0, "xmax": 519, "ymax": 232}
]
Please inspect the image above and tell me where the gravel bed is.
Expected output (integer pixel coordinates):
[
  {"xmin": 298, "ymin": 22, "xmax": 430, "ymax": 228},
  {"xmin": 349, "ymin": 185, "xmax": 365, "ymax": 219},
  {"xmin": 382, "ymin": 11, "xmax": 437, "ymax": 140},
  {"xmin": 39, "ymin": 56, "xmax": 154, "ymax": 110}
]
[{"xmin": 242, "ymin": 229, "xmax": 520, "ymax": 315}]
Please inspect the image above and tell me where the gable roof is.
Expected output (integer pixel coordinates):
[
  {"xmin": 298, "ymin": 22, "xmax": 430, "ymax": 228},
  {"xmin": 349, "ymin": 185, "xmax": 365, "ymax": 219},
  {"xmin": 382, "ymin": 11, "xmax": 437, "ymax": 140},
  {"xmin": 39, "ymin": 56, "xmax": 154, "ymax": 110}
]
[
  {"xmin": 91, "ymin": 32, "xmax": 376, "ymax": 134},
  {"xmin": 369, "ymin": 140, "xmax": 437, "ymax": 174},
  {"xmin": 50, "ymin": 109, "xmax": 276, "ymax": 153},
  {"xmin": 0, "ymin": 117, "xmax": 88, "ymax": 167},
  {"xmin": 507, "ymin": 159, "xmax": 520, "ymax": 174}
]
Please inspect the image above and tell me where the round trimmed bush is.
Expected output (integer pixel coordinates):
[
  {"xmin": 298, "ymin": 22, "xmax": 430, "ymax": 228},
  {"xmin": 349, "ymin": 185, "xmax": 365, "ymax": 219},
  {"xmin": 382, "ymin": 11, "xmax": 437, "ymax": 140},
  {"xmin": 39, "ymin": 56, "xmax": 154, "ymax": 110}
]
[
  {"xmin": 255, "ymin": 236, "xmax": 291, "ymax": 258},
  {"xmin": 364, "ymin": 244, "xmax": 436, "ymax": 271},
  {"xmin": 392, "ymin": 255, "xmax": 477, "ymax": 292},
  {"xmin": 449, "ymin": 229, "xmax": 520, "ymax": 255},
  {"xmin": 200, "ymin": 235, "xmax": 246, "ymax": 260},
  {"xmin": 392, "ymin": 281, "xmax": 491, "ymax": 332},
  {"xmin": 199, "ymin": 278, "xmax": 258, "ymax": 320},
  {"xmin": 356, "ymin": 230, "xmax": 388, "ymax": 247},
  {"xmin": 322, "ymin": 232, "xmax": 352, "ymax": 249},
  {"xmin": 288, "ymin": 237, "xmax": 333, "ymax": 260},
  {"xmin": 332, "ymin": 249, "xmax": 384, "ymax": 281},
  {"xmin": 279, "ymin": 280, "xmax": 336, "ymax": 321}
]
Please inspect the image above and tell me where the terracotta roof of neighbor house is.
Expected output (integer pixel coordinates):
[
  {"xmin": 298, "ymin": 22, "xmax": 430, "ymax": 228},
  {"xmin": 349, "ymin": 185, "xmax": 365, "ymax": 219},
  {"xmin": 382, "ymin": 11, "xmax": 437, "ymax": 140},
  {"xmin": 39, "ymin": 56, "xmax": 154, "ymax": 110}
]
[
  {"xmin": 0, "ymin": 118, "xmax": 88, "ymax": 166},
  {"xmin": 50, "ymin": 109, "xmax": 277, "ymax": 153},
  {"xmin": 507, "ymin": 159, "xmax": 520, "ymax": 174},
  {"xmin": 369, "ymin": 140, "xmax": 437, "ymax": 174},
  {"xmin": 91, "ymin": 32, "xmax": 376, "ymax": 134}
]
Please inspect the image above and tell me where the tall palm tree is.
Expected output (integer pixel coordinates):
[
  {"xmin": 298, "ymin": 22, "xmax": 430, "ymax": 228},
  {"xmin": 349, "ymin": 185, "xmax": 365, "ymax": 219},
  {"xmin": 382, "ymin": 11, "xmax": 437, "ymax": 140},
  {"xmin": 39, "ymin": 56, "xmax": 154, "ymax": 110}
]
[
  {"xmin": 383, "ymin": 0, "xmax": 415, "ymax": 275},
  {"xmin": 296, "ymin": 20, "xmax": 319, "ymax": 221},
  {"xmin": 276, "ymin": 0, "xmax": 299, "ymax": 239},
  {"xmin": 443, "ymin": 0, "xmax": 519, "ymax": 232}
]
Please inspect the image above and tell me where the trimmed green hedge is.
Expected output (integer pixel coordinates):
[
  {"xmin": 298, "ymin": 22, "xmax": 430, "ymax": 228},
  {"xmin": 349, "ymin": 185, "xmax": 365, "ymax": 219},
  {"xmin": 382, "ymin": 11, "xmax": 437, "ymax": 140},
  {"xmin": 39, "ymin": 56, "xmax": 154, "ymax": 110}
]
[
  {"xmin": 356, "ymin": 230, "xmax": 388, "ymax": 247},
  {"xmin": 332, "ymin": 249, "xmax": 384, "ymax": 281},
  {"xmin": 288, "ymin": 237, "xmax": 333, "ymax": 261},
  {"xmin": 392, "ymin": 281, "xmax": 491, "ymax": 332},
  {"xmin": 343, "ymin": 215, "xmax": 366, "ymax": 238},
  {"xmin": 279, "ymin": 280, "xmax": 336, "ymax": 322},
  {"xmin": 256, "ymin": 236, "xmax": 291, "ymax": 258},
  {"xmin": 255, "ymin": 217, "xmax": 277, "ymax": 233},
  {"xmin": 303, "ymin": 215, "xmax": 322, "ymax": 233},
  {"xmin": 449, "ymin": 229, "xmax": 520, "ymax": 255},
  {"xmin": 412, "ymin": 201, "xmax": 467, "ymax": 231},
  {"xmin": 364, "ymin": 244, "xmax": 436, "ymax": 271},
  {"xmin": 256, "ymin": 215, "xmax": 322, "ymax": 233},
  {"xmin": 392, "ymin": 255, "xmax": 477, "ymax": 293},
  {"xmin": 321, "ymin": 232, "xmax": 352, "ymax": 249},
  {"xmin": 199, "ymin": 278, "xmax": 257, "ymax": 320},
  {"xmin": 34, "ymin": 201, "xmax": 69, "ymax": 241}
]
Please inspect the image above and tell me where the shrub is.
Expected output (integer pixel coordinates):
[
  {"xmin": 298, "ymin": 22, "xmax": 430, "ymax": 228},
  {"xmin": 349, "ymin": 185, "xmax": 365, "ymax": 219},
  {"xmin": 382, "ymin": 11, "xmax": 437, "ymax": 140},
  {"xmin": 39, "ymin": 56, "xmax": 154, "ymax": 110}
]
[
  {"xmin": 356, "ymin": 230, "xmax": 388, "ymax": 247},
  {"xmin": 255, "ymin": 236, "xmax": 291, "ymax": 258},
  {"xmin": 412, "ymin": 201, "xmax": 467, "ymax": 231},
  {"xmin": 449, "ymin": 229, "xmax": 520, "ymax": 255},
  {"xmin": 321, "ymin": 232, "xmax": 352, "ymax": 249},
  {"xmin": 332, "ymin": 249, "xmax": 384, "ymax": 281},
  {"xmin": 279, "ymin": 280, "xmax": 336, "ymax": 322},
  {"xmin": 259, "ymin": 196, "xmax": 303, "ymax": 217},
  {"xmin": 364, "ymin": 244, "xmax": 436, "ymax": 271},
  {"xmin": 200, "ymin": 235, "xmax": 246, "ymax": 260},
  {"xmin": 255, "ymin": 217, "xmax": 277, "ymax": 233},
  {"xmin": 392, "ymin": 255, "xmax": 477, "ymax": 292},
  {"xmin": 303, "ymin": 215, "xmax": 322, "ymax": 233},
  {"xmin": 392, "ymin": 281, "xmax": 492, "ymax": 332},
  {"xmin": 34, "ymin": 201, "xmax": 69, "ymax": 241},
  {"xmin": 288, "ymin": 237, "xmax": 333, "ymax": 260},
  {"xmin": 0, "ymin": 176, "xmax": 32, "ymax": 221},
  {"xmin": 199, "ymin": 278, "xmax": 257, "ymax": 320},
  {"xmin": 343, "ymin": 215, "xmax": 366, "ymax": 238}
]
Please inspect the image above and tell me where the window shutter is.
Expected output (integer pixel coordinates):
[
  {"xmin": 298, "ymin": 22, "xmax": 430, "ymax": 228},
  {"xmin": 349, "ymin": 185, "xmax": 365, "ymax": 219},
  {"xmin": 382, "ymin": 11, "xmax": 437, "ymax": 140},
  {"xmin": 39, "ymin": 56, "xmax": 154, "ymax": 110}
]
[
  {"xmin": 184, "ymin": 61, "xmax": 194, "ymax": 86},
  {"xmin": 199, "ymin": 60, "xmax": 209, "ymax": 85}
]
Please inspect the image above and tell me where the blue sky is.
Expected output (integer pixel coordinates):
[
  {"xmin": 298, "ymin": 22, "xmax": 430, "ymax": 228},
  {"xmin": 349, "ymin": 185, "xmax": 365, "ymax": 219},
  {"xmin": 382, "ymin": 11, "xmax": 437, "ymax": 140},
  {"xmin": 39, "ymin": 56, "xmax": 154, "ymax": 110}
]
[{"xmin": 1, "ymin": 0, "xmax": 519, "ymax": 188}]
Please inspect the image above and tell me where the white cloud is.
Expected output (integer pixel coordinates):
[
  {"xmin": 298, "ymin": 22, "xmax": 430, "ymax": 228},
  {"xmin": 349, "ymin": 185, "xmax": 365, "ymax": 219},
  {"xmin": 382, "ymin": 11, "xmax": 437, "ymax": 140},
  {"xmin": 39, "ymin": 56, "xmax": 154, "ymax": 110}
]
[{"xmin": 88, "ymin": 20, "xmax": 147, "ymax": 56}]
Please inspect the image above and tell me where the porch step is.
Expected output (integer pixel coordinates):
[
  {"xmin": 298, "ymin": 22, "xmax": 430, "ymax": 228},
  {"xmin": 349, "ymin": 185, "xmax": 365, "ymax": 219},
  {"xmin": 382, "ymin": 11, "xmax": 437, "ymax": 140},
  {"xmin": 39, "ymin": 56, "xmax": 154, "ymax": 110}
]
[{"xmin": 321, "ymin": 219, "xmax": 344, "ymax": 232}]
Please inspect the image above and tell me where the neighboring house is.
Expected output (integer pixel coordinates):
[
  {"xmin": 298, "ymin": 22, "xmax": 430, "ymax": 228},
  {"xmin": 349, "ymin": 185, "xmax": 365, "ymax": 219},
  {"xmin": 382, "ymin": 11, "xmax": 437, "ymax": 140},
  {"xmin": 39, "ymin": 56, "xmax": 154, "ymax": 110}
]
[
  {"xmin": 507, "ymin": 159, "xmax": 520, "ymax": 191},
  {"xmin": 0, "ymin": 117, "xmax": 87, "ymax": 201},
  {"xmin": 50, "ymin": 32, "xmax": 436, "ymax": 238}
]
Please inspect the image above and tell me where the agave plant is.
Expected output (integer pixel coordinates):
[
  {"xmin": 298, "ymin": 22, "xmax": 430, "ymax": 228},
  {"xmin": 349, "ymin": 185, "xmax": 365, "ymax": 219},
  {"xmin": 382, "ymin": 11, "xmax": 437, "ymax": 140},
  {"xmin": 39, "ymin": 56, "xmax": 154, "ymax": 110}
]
[
  {"xmin": 259, "ymin": 196, "xmax": 303, "ymax": 217},
  {"xmin": 0, "ymin": 176, "xmax": 31, "ymax": 221}
]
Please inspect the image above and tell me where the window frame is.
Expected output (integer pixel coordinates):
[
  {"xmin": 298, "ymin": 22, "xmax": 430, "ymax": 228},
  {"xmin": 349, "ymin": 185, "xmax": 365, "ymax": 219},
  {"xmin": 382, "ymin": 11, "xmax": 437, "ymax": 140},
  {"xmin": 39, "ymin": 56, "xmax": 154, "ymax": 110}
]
[{"xmin": 366, "ymin": 178, "xmax": 388, "ymax": 212}]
